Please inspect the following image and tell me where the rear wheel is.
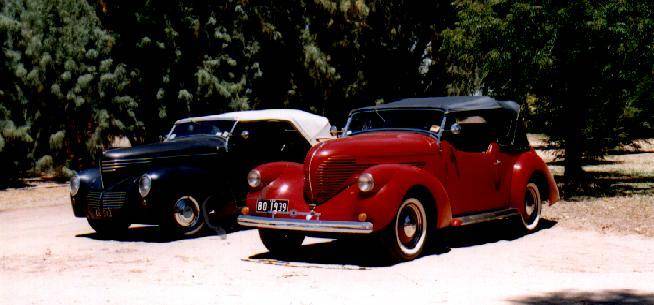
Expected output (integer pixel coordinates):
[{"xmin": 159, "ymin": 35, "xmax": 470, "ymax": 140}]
[
  {"xmin": 161, "ymin": 195, "xmax": 206, "ymax": 237},
  {"xmin": 517, "ymin": 182, "xmax": 542, "ymax": 232},
  {"xmin": 381, "ymin": 197, "xmax": 429, "ymax": 262},
  {"xmin": 87, "ymin": 218, "xmax": 130, "ymax": 237},
  {"xmin": 259, "ymin": 229, "xmax": 305, "ymax": 255}
]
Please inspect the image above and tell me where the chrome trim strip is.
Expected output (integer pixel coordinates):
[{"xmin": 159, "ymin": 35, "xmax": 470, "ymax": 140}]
[
  {"xmin": 436, "ymin": 112, "xmax": 448, "ymax": 145},
  {"xmin": 457, "ymin": 208, "xmax": 519, "ymax": 226},
  {"xmin": 237, "ymin": 215, "xmax": 373, "ymax": 234}
]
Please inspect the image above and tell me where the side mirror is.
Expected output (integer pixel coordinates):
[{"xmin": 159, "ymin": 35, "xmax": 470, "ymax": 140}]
[
  {"xmin": 450, "ymin": 123, "xmax": 462, "ymax": 135},
  {"xmin": 330, "ymin": 125, "xmax": 340, "ymax": 137},
  {"xmin": 241, "ymin": 130, "xmax": 250, "ymax": 139}
]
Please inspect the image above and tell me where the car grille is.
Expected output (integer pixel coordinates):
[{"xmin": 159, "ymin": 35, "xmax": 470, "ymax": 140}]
[
  {"xmin": 304, "ymin": 156, "xmax": 428, "ymax": 204},
  {"xmin": 101, "ymin": 158, "xmax": 152, "ymax": 186},
  {"xmin": 86, "ymin": 191, "xmax": 128, "ymax": 209},
  {"xmin": 305, "ymin": 156, "xmax": 369, "ymax": 204}
]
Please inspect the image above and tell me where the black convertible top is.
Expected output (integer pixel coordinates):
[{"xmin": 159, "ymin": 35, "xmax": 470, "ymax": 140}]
[{"xmin": 356, "ymin": 96, "xmax": 520, "ymax": 114}]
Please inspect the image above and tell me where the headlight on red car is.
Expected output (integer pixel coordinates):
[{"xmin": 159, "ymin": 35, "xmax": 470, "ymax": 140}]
[
  {"xmin": 247, "ymin": 169, "xmax": 261, "ymax": 188},
  {"xmin": 358, "ymin": 173, "xmax": 375, "ymax": 192}
]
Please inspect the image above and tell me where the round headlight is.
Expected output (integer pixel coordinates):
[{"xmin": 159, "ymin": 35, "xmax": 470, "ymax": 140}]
[
  {"xmin": 247, "ymin": 169, "xmax": 261, "ymax": 188},
  {"xmin": 139, "ymin": 175, "xmax": 152, "ymax": 197},
  {"xmin": 358, "ymin": 173, "xmax": 375, "ymax": 192},
  {"xmin": 70, "ymin": 175, "xmax": 81, "ymax": 196}
]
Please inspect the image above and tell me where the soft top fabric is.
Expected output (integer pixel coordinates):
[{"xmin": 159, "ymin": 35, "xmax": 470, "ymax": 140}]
[
  {"xmin": 356, "ymin": 96, "xmax": 520, "ymax": 114},
  {"xmin": 175, "ymin": 109, "xmax": 333, "ymax": 145}
]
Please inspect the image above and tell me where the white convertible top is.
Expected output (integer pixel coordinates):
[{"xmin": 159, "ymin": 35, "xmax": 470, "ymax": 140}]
[{"xmin": 175, "ymin": 109, "xmax": 333, "ymax": 145}]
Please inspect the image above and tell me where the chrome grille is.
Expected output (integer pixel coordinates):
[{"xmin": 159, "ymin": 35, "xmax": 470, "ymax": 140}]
[
  {"xmin": 101, "ymin": 158, "xmax": 152, "ymax": 186},
  {"xmin": 101, "ymin": 158, "xmax": 152, "ymax": 173},
  {"xmin": 307, "ymin": 156, "xmax": 369, "ymax": 204},
  {"xmin": 305, "ymin": 157, "xmax": 427, "ymax": 204},
  {"xmin": 86, "ymin": 191, "xmax": 127, "ymax": 209}
]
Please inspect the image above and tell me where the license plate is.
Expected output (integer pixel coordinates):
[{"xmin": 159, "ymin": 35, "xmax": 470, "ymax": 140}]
[
  {"xmin": 89, "ymin": 207, "xmax": 113, "ymax": 219},
  {"xmin": 256, "ymin": 199, "xmax": 289, "ymax": 213}
]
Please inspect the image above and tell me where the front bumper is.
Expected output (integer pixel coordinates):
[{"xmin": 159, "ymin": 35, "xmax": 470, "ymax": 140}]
[{"xmin": 237, "ymin": 215, "xmax": 373, "ymax": 234}]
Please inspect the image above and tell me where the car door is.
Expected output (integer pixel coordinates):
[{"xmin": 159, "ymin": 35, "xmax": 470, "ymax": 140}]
[{"xmin": 441, "ymin": 113, "xmax": 507, "ymax": 215}]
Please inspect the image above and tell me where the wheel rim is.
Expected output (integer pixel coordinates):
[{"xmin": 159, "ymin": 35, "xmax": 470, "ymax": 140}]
[
  {"xmin": 522, "ymin": 184, "xmax": 541, "ymax": 230},
  {"xmin": 174, "ymin": 196, "xmax": 200, "ymax": 228},
  {"xmin": 395, "ymin": 199, "xmax": 427, "ymax": 255}
]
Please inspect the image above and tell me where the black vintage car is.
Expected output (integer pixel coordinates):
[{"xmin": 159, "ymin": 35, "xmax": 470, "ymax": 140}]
[{"xmin": 70, "ymin": 109, "xmax": 333, "ymax": 237}]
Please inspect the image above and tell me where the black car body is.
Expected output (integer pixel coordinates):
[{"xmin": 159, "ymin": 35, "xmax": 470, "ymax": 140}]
[{"xmin": 70, "ymin": 109, "xmax": 333, "ymax": 237}]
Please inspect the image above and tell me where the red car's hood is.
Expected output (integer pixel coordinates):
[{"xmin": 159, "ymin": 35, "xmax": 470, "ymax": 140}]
[
  {"xmin": 304, "ymin": 131, "xmax": 437, "ymax": 204},
  {"xmin": 311, "ymin": 131, "xmax": 436, "ymax": 161}
]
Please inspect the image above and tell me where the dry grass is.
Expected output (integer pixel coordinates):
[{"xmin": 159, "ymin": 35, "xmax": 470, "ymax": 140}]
[{"xmin": 530, "ymin": 134, "xmax": 654, "ymax": 237}]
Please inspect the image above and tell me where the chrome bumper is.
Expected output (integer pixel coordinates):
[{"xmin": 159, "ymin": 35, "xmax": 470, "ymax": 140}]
[{"xmin": 237, "ymin": 215, "xmax": 373, "ymax": 234}]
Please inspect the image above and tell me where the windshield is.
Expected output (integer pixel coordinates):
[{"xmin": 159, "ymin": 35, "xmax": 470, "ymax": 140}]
[
  {"xmin": 344, "ymin": 109, "xmax": 445, "ymax": 135},
  {"xmin": 167, "ymin": 120, "xmax": 236, "ymax": 140}
]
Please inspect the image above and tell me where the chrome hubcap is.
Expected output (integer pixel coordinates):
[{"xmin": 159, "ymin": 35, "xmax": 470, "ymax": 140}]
[
  {"xmin": 403, "ymin": 215, "xmax": 417, "ymax": 238},
  {"xmin": 396, "ymin": 200, "xmax": 425, "ymax": 254},
  {"xmin": 174, "ymin": 196, "xmax": 199, "ymax": 227},
  {"xmin": 522, "ymin": 183, "xmax": 541, "ymax": 230},
  {"xmin": 525, "ymin": 196, "xmax": 536, "ymax": 216}
]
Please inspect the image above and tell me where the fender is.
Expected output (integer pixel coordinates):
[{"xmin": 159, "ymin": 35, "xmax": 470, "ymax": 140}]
[
  {"xmin": 71, "ymin": 168, "xmax": 103, "ymax": 217},
  {"xmin": 143, "ymin": 165, "xmax": 224, "ymax": 203},
  {"xmin": 253, "ymin": 162, "xmax": 303, "ymax": 188},
  {"xmin": 363, "ymin": 164, "xmax": 453, "ymax": 230},
  {"xmin": 246, "ymin": 162, "xmax": 304, "ymax": 205},
  {"xmin": 78, "ymin": 168, "xmax": 102, "ymax": 190},
  {"xmin": 509, "ymin": 150, "xmax": 560, "ymax": 215}
]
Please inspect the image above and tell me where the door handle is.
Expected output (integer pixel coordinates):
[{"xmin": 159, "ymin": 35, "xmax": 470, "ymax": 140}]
[{"xmin": 494, "ymin": 160, "xmax": 502, "ymax": 165}]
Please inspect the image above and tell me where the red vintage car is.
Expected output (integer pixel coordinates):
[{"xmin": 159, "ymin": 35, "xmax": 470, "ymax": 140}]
[{"xmin": 238, "ymin": 96, "xmax": 559, "ymax": 262}]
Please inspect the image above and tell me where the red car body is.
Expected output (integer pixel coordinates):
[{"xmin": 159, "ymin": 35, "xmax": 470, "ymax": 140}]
[{"xmin": 239, "ymin": 96, "xmax": 559, "ymax": 261}]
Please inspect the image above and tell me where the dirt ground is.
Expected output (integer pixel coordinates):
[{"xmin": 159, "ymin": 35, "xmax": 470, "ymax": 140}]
[{"xmin": 1, "ymin": 137, "xmax": 653, "ymax": 305}]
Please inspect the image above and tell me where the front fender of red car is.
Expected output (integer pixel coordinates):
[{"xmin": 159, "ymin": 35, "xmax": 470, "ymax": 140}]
[
  {"xmin": 246, "ymin": 162, "xmax": 303, "ymax": 204},
  {"xmin": 509, "ymin": 150, "xmax": 560, "ymax": 215},
  {"xmin": 360, "ymin": 164, "xmax": 453, "ymax": 230}
]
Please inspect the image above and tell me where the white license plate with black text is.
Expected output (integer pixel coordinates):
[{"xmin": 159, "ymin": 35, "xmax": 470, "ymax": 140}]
[{"xmin": 256, "ymin": 199, "xmax": 289, "ymax": 213}]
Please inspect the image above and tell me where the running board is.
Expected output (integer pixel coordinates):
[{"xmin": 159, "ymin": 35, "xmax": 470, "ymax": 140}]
[{"xmin": 451, "ymin": 208, "xmax": 519, "ymax": 226}]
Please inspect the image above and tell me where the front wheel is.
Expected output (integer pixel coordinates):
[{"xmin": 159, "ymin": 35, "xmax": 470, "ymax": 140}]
[
  {"xmin": 87, "ymin": 218, "xmax": 130, "ymax": 237},
  {"xmin": 258, "ymin": 229, "xmax": 305, "ymax": 255},
  {"xmin": 161, "ymin": 195, "xmax": 206, "ymax": 238},
  {"xmin": 381, "ymin": 197, "xmax": 429, "ymax": 262}
]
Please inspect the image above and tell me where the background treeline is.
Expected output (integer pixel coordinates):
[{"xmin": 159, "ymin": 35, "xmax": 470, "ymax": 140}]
[{"xmin": 1, "ymin": 0, "xmax": 653, "ymax": 193}]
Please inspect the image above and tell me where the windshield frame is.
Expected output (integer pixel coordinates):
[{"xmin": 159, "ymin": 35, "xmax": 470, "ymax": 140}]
[
  {"xmin": 165, "ymin": 119, "xmax": 237, "ymax": 141},
  {"xmin": 343, "ymin": 107, "xmax": 446, "ymax": 139}
]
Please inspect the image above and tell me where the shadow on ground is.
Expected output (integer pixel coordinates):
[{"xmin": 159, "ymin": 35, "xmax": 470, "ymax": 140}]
[
  {"xmin": 0, "ymin": 180, "xmax": 32, "ymax": 190},
  {"xmin": 76, "ymin": 224, "xmax": 248, "ymax": 243},
  {"xmin": 247, "ymin": 219, "xmax": 557, "ymax": 268},
  {"xmin": 555, "ymin": 171, "xmax": 654, "ymax": 200},
  {"xmin": 509, "ymin": 289, "xmax": 654, "ymax": 305}
]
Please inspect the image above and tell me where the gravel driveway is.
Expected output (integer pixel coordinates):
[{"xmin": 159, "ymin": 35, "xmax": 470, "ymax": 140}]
[{"xmin": 1, "ymin": 185, "xmax": 654, "ymax": 305}]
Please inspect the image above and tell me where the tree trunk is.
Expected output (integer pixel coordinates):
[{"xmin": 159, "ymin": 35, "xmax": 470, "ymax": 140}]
[{"xmin": 562, "ymin": 97, "xmax": 586, "ymax": 197}]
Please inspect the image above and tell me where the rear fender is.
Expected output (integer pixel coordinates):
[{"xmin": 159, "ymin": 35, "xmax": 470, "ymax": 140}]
[
  {"xmin": 509, "ymin": 151, "xmax": 560, "ymax": 215},
  {"xmin": 363, "ymin": 164, "xmax": 452, "ymax": 230}
]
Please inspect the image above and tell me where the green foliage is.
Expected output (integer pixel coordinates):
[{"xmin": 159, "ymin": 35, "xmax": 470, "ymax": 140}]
[
  {"xmin": 0, "ymin": 0, "xmax": 139, "ymax": 182},
  {"xmin": 443, "ymin": 0, "xmax": 654, "ymax": 186},
  {"xmin": 1, "ymin": 0, "xmax": 652, "ymax": 193}
]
